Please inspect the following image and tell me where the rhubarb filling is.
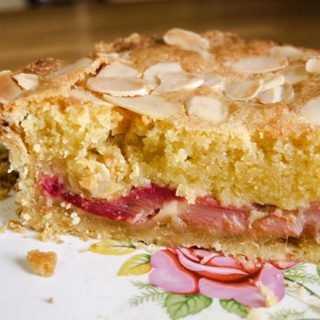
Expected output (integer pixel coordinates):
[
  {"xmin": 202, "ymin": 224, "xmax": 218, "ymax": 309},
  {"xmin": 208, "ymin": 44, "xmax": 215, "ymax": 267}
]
[{"xmin": 42, "ymin": 175, "xmax": 320, "ymax": 239}]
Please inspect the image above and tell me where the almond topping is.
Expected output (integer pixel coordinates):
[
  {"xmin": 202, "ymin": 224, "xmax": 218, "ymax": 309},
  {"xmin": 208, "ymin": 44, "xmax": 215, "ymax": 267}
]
[
  {"xmin": 306, "ymin": 58, "xmax": 320, "ymax": 73},
  {"xmin": 163, "ymin": 28, "xmax": 209, "ymax": 56},
  {"xmin": 284, "ymin": 65, "xmax": 309, "ymax": 84},
  {"xmin": 86, "ymin": 77, "xmax": 151, "ymax": 97},
  {"xmin": 13, "ymin": 73, "xmax": 39, "ymax": 90},
  {"xmin": 203, "ymin": 75, "xmax": 225, "ymax": 91},
  {"xmin": 96, "ymin": 52, "xmax": 120, "ymax": 59},
  {"xmin": 154, "ymin": 71, "xmax": 204, "ymax": 94},
  {"xmin": 258, "ymin": 86, "xmax": 282, "ymax": 104},
  {"xmin": 97, "ymin": 61, "xmax": 139, "ymax": 78},
  {"xmin": 230, "ymin": 55, "xmax": 288, "ymax": 74},
  {"xmin": 261, "ymin": 73, "xmax": 285, "ymax": 92},
  {"xmin": 103, "ymin": 95, "xmax": 181, "ymax": 119},
  {"xmin": 186, "ymin": 96, "xmax": 227, "ymax": 123},
  {"xmin": 47, "ymin": 57, "xmax": 93, "ymax": 79},
  {"xmin": 143, "ymin": 62, "xmax": 183, "ymax": 83},
  {"xmin": 0, "ymin": 70, "xmax": 23, "ymax": 103},
  {"xmin": 269, "ymin": 46, "xmax": 305, "ymax": 58},
  {"xmin": 281, "ymin": 83, "xmax": 295, "ymax": 101},
  {"xmin": 225, "ymin": 78, "xmax": 263, "ymax": 101},
  {"xmin": 300, "ymin": 97, "xmax": 320, "ymax": 125},
  {"xmin": 70, "ymin": 88, "xmax": 113, "ymax": 107}
]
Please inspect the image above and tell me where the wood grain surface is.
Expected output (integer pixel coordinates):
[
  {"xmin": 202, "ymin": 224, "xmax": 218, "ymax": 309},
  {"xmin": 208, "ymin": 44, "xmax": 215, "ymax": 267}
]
[{"xmin": 0, "ymin": 0, "xmax": 319, "ymax": 70}]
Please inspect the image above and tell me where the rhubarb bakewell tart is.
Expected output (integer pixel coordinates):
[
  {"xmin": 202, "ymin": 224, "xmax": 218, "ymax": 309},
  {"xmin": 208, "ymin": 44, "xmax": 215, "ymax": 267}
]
[{"xmin": 1, "ymin": 29, "xmax": 320, "ymax": 262}]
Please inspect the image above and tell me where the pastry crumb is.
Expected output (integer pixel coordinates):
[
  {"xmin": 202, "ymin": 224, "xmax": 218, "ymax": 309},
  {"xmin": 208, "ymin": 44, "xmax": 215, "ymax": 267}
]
[
  {"xmin": 53, "ymin": 234, "xmax": 64, "ymax": 244},
  {"xmin": 35, "ymin": 223, "xmax": 57, "ymax": 242},
  {"xmin": 0, "ymin": 222, "xmax": 7, "ymax": 235},
  {"xmin": 70, "ymin": 211, "xmax": 81, "ymax": 225},
  {"xmin": 46, "ymin": 297, "xmax": 54, "ymax": 304},
  {"xmin": 7, "ymin": 220, "xmax": 24, "ymax": 233},
  {"xmin": 36, "ymin": 230, "xmax": 63, "ymax": 244},
  {"xmin": 27, "ymin": 250, "xmax": 57, "ymax": 277}
]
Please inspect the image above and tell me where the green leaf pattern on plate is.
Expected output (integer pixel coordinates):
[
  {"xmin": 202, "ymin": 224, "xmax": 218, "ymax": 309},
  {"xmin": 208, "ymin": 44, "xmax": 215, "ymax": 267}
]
[
  {"xmin": 219, "ymin": 299, "xmax": 250, "ymax": 318},
  {"xmin": 117, "ymin": 254, "xmax": 152, "ymax": 276},
  {"xmin": 164, "ymin": 294, "xmax": 212, "ymax": 320},
  {"xmin": 89, "ymin": 239, "xmax": 136, "ymax": 256}
]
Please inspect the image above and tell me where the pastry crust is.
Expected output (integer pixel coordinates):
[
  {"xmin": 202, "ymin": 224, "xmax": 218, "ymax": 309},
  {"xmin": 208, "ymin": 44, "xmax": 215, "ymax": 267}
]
[
  {"xmin": 1, "ymin": 29, "xmax": 320, "ymax": 262},
  {"xmin": 20, "ymin": 202, "xmax": 320, "ymax": 263}
]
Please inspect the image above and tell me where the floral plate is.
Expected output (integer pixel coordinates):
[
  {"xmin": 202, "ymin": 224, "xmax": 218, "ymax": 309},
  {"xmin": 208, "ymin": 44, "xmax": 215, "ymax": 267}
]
[{"xmin": 1, "ymin": 194, "xmax": 320, "ymax": 320}]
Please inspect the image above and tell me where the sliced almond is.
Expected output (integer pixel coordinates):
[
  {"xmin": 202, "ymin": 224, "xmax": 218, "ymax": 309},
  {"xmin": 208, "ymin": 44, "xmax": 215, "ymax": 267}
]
[
  {"xmin": 281, "ymin": 83, "xmax": 295, "ymax": 101},
  {"xmin": 225, "ymin": 78, "xmax": 263, "ymax": 101},
  {"xmin": 97, "ymin": 61, "xmax": 139, "ymax": 78},
  {"xmin": 269, "ymin": 46, "xmax": 305, "ymax": 58},
  {"xmin": 47, "ymin": 57, "xmax": 93, "ymax": 79},
  {"xmin": 230, "ymin": 55, "xmax": 288, "ymax": 74},
  {"xmin": 143, "ymin": 62, "xmax": 183, "ymax": 83},
  {"xmin": 186, "ymin": 96, "xmax": 227, "ymax": 123},
  {"xmin": 96, "ymin": 52, "xmax": 120, "ymax": 59},
  {"xmin": 70, "ymin": 88, "xmax": 113, "ymax": 107},
  {"xmin": 103, "ymin": 95, "xmax": 182, "ymax": 119},
  {"xmin": 203, "ymin": 75, "xmax": 225, "ymax": 91},
  {"xmin": 163, "ymin": 28, "xmax": 209, "ymax": 56},
  {"xmin": 258, "ymin": 86, "xmax": 282, "ymax": 104},
  {"xmin": 0, "ymin": 70, "xmax": 23, "ymax": 103},
  {"xmin": 86, "ymin": 77, "xmax": 151, "ymax": 97},
  {"xmin": 300, "ymin": 96, "xmax": 320, "ymax": 125},
  {"xmin": 284, "ymin": 65, "xmax": 309, "ymax": 84},
  {"xmin": 261, "ymin": 73, "xmax": 285, "ymax": 92},
  {"xmin": 306, "ymin": 58, "xmax": 320, "ymax": 73},
  {"xmin": 154, "ymin": 71, "xmax": 204, "ymax": 94},
  {"xmin": 13, "ymin": 73, "xmax": 39, "ymax": 90}
]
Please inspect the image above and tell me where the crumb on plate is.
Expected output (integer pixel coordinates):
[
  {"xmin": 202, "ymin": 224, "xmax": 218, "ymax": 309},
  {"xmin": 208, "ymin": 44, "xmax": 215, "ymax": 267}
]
[
  {"xmin": 46, "ymin": 297, "xmax": 54, "ymax": 304},
  {"xmin": 0, "ymin": 222, "xmax": 7, "ymax": 235},
  {"xmin": 7, "ymin": 219, "xmax": 24, "ymax": 233},
  {"xmin": 27, "ymin": 250, "xmax": 57, "ymax": 277}
]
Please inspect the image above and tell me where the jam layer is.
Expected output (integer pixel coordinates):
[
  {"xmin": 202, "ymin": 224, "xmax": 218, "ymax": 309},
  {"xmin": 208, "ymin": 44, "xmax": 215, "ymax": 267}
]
[
  {"xmin": 42, "ymin": 175, "xmax": 177, "ymax": 223},
  {"xmin": 42, "ymin": 175, "xmax": 320, "ymax": 238}
]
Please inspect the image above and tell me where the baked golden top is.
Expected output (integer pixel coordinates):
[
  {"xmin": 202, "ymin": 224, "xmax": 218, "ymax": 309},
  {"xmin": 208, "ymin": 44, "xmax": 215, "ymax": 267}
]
[
  {"xmin": 2, "ymin": 29, "xmax": 320, "ymax": 135},
  {"xmin": 1, "ymin": 29, "xmax": 320, "ymax": 210}
]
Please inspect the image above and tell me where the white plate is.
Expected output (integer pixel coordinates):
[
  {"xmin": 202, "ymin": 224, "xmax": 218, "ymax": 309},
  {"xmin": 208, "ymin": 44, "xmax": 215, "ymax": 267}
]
[{"xmin": 1, "ymin": 194, "xmax": 320, "ymax": 320}]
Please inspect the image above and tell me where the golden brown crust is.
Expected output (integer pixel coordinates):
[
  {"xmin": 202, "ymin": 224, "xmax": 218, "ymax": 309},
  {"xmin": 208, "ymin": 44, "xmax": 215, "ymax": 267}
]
[
  {"xmin": 3, "ymin": 30, "xmax": 320, "ymax": 139},
  {"xmin": 20, "ymin": 58, "xmax": 63, "ymax": 77}
]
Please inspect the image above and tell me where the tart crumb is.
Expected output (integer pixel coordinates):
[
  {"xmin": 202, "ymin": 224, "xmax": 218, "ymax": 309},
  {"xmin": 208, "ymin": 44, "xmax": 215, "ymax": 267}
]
[
  {"xmin": 35, "ymin": 223, "xmax": 61, "ymax": 243},
  {"xmin": 46, "ymin": 297, "xmax": 54, "ymax": 304},
  {"xmin": 0, "ymin": 222, "xmax": 7, "ymax": 235},
  {"xmin": 27, "ymin": 250, "xmax": 57, "ymax": 277},
  {"xmin": 7, "ymin": 220, "xmax": 24, "ymax": 233}
]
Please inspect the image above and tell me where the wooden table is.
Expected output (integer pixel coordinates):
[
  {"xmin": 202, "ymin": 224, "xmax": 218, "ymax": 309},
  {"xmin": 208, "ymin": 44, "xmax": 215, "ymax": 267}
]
[{"xmin": 1, "ymin": 0, "xmax": 319, "ymax": 70}]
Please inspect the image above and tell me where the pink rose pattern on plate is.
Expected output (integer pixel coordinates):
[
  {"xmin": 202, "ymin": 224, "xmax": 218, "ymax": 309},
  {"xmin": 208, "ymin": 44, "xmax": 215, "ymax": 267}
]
[
  {"xmin": 88, "ymin": 241, "xmax": 320, "ymax": 319},
  {"xmin": 149, "ymin": 247, "xmax": 296, "ymax": 307}
]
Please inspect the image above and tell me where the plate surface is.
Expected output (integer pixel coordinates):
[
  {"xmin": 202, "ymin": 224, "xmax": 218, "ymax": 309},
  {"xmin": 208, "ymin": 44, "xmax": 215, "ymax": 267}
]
[{"xmin": 1, "ymin": 194, "xmax": 320, "ymax": 320}]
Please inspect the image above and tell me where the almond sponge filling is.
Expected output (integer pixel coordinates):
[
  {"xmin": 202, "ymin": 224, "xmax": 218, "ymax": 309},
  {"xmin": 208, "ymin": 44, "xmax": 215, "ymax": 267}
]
[{"xmin": 6, "ymin": 96, "xmax": 320, "ymax": 212}]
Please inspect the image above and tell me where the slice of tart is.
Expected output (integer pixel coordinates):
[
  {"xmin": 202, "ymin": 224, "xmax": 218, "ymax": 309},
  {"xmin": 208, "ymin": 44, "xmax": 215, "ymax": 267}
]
[{"xmin": 1, "ymin": 29, "xmax": 320, "ymax": 262}]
